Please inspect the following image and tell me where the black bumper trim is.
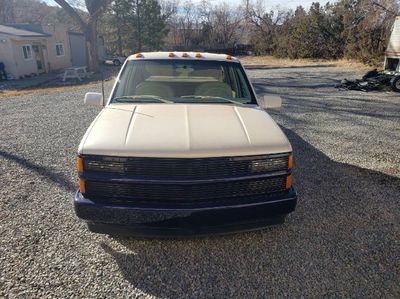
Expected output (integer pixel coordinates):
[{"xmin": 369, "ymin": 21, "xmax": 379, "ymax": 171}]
[
  {"xmin": 74, "ymin": 188, "xmax": 297, "ymax": 237},
  {"xmin": 87, "ymin": 216, "xmax": 286, "ymax": 238}
]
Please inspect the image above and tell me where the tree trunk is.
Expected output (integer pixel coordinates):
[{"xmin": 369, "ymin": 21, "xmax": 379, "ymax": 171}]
[
  {"xmin": 117, "ymin": 26, "xmax": 123, "ymax": 56},
  {"xmin": 136, "ymin": 0, "xmax": 142, "ymax": 52},
  {"xmin": 54, "ymin": 0, "xmax": 110, "ymax": 73},
  {"xmin": 86, "ymin": 19, "xmax": 100, "ymax": 72},
  {"xmin": 115, "ymin": 7, "xmax": 123, "ymax": 55}
]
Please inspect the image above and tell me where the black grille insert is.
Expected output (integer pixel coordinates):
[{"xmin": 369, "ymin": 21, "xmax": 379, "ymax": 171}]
[
  {"xmin": 85, "ymin": 176, "xmax": 287, "ymax": 204},
  {"xmin": 83, "ymin": 154, "xmax": 289, "ymax": 180}
]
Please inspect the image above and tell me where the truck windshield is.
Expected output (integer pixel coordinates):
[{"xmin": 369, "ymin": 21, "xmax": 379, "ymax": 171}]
[{"xmin": 111, "ymin": 60, "xmax": 256, "ymax": 104}]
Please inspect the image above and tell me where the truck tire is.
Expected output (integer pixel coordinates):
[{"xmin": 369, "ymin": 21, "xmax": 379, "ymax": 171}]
[{"xmin": 390, "ymin": 76, "xmax": 400, "ymax": 92}]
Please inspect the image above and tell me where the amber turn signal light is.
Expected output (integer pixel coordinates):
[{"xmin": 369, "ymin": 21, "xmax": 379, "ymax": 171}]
[
  {"xmin": 286, "ymin": 175, "xmax": 292, "ymax": 189},
  {"xmin": 288, "ymin": 154, "xmax": 294, "ymax": 169},
  {"xmin": 79, "ymin": 178, "xmax": 86, "ymax": 194},
  {"xmin": 76, "ymin": 156, "xmax": 84, "ymax": 173}
]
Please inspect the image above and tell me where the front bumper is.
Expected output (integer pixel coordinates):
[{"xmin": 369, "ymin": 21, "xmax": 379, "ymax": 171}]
[{"xmin": 74, "ymin": 189, "xmax": 297, "ymax": 237}]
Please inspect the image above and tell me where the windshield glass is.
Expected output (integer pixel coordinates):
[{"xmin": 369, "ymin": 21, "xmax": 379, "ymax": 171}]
[{"xmin": 111, "ymin": 59, "xmax": 256, "ymax": 104}]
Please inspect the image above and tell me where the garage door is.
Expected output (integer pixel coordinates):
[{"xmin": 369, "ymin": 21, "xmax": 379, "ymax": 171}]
[{"xmin": 68, "ymin": 32, "xmax": 87, "ymax": 67}]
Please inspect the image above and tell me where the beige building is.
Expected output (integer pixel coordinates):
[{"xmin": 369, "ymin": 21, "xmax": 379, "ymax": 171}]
[
  {"xmin": 385, "ymin": 16, "xmax": 400, "ymax": 72},
  {"xmin": 0, "ymin": 24, "xmax": 84, "ymax": 79}
]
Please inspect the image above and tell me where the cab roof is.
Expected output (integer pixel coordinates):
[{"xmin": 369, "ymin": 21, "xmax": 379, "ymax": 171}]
[{"xmin": 127, "ymin": 51, "xmax": 240, "ymax": 62}]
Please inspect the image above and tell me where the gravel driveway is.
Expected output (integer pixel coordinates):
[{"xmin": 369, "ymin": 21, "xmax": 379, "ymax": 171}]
[{"xmin": 1, "ymin": 66, "xmax": 399, "ymax": 298}]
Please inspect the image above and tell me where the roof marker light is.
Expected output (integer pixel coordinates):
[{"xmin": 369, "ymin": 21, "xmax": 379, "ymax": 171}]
[
  {"xmin": 226, "ymin": 55, "xmax": 232, "ymax": 60},
  {"xmin": 182, "ymin": 53, "xmax": 189, "ymax": 58},
  {"xmin": 168, "ymin": 52, "xmax": 175, "ymax": 57},
  {"xmin": 136, "ymin": 53, "xmax": 144, "ymax": 58},
  {"xmin": 195, "ymin": 53, "xmax": 202, "ymax": 58}
]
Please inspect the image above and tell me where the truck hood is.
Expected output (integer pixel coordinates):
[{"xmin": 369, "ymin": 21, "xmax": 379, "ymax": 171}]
[{"xmin": 78, "ymin": 103, "xmax": 292, "ymax": 158}]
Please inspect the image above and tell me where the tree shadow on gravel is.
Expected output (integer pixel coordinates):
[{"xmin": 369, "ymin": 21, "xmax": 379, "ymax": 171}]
[
  {"xmin": 0, "ymin": 150, "xmax": 76, "ymax": 192},
  {"xmin": 101, "ymin": 128, "xmax": 400, "ymax": 298}
]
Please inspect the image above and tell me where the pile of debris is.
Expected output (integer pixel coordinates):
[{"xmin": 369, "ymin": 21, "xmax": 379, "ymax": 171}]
[{"xmin": 337, "ymin": 69, "xmax": 400, "ymax": 92}]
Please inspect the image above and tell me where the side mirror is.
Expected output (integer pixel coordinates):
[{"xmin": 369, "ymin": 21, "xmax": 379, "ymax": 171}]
[
  {"xmin": 84, "ymin": 92, "xmax": 103, "ymax": 106},
  {"xmin": 258, "ymin": 95, "xmax": 282, "ymax": 110}
]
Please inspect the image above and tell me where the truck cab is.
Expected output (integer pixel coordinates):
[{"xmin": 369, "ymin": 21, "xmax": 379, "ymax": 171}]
[{"xmin": 74, "ymin": 52, "xmax": 297, "ymax": 237}]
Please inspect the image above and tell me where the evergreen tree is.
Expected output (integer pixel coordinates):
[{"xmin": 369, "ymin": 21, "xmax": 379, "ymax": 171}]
[{"xmin": 100, "ymin": 0, "xmax": 168, "ymax": 54}]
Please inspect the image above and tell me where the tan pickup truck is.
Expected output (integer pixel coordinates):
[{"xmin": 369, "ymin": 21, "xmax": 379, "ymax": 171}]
[{"xmin": 74, "ymin": 52, "xmax": 297, "ymax": 237}]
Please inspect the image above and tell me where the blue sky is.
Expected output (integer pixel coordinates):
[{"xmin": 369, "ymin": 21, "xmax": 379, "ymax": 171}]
[{"xmin": 44, "ymin": 0, "xmax": 330, "ymax": 11}]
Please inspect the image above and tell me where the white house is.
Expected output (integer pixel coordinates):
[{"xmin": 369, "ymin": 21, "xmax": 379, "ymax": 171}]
[{"xmin": 0, "ymin": 24, "xmax": 88, "ymax": 79}]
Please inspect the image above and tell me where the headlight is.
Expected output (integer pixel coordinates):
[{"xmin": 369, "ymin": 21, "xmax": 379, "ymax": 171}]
[
  {"xmin": 251, "ymin": 160, "xmax": 272, "ymax": 172},
  {"xmin": 250, "ymin": 155, "xmax": 289, "ymax": 173}
]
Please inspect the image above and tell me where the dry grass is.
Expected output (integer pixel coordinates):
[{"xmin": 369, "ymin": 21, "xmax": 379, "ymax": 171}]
[
  {"xmin": 240, "ymin": 55, "xmax": 374, "ymax": 71},
  {"xmin": 0, "ymin": 82, "xmax": 98, "ymax": 99}
]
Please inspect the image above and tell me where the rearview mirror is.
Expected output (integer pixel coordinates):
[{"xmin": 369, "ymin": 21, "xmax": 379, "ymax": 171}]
[
  {"xmin": 84, "ymin": 92, "xmax": 103, "ymax": 106},
  {"xmin": 258, "ymin": 95, "xmax": 282, "ymax": 110}
]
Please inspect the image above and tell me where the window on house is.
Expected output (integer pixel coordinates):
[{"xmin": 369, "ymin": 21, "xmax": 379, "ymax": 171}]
[
  {"xmin": 56, "ymin": 43, "xmax": 65, "ymax": 57},
  {"xmin": 22, "ymin": 45, "xmax": 32, "ymax": 60}
]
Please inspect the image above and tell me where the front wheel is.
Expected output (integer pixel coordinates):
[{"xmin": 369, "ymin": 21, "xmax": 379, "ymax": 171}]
[{"xmin": 390, "ymin": 76, "xmax": 400, "ymax": 92}]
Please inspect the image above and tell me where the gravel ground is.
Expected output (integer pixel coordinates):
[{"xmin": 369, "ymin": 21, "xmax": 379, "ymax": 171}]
[{"xmin": 0, "ymin": 66, "xmax": 399, "ymax": 298}]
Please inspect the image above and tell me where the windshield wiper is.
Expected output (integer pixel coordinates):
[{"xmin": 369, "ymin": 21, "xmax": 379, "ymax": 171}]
[
  {"xmin": 180, "ymin": 95, "xmax": 245, "ymax": 105},
  {"xmin": 112, "ymin": 95, "xmax": 173, "ymax": 104}
]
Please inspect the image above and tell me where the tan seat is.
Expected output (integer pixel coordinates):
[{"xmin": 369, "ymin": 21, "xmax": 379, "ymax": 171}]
[
  {"xmin": 190, "ymin": 69, "xmax": 223, "ymax": 80},
  {"xmin": 135, "ymin": 82, "xmax": 174, "ymax": 97},
  {"xmin": 145, "ymin": 64, "xmax": 174, "ymax": 76},
  {"xmin": 194, "ymin": 82, "xmax": 233, "ymax": 98}
]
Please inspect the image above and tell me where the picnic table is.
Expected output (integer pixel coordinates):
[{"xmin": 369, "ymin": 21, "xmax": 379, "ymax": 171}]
[{"xmin": 62, "ymin": 66, "xmax": 90, "ymax": 82}]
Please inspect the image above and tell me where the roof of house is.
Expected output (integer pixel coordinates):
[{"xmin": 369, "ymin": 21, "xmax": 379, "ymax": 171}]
[
  {"xmin": 0, "ymin": 24, "xmax": 50, "ymax": 37},
  {"xmin": 6, "ymin": 24, "xmax": 46, "ymax": 34}
]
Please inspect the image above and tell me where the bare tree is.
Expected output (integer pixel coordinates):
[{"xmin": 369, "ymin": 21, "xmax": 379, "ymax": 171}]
[
  {"xmin": 210, "ymin": 3, "xmax": 244, "ymax": 48},
  {"xmin": 160, "ymin": 0, "xmax": 179, "ymax": 21},
  {"xmin": 178, "ymin": 2, "xmax": 197, "ymax": 48},
  {"xmin": 54, "ymin": 0, "xmax": 111, "ymax": 71},
  {"xmin": 245, "ymin": 0, "xmax": 291, "ymax": 54},
  {"xmin": 0, "ymin": 0, "xmax": 14, "ymax": 24},
  {"xmin": 160, "ymin": 0, "xmax": 179, "ymax": 48}
]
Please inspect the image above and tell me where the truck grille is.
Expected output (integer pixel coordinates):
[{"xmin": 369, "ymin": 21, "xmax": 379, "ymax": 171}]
[
  {"xmin": 83, "ymin": 154, "xmax": 289, "ymax": 179},
  {"xmin": 85, "ymin": 176, "xmax": 287, "ymax": 204},
  {"xmin": 81, "ymin": 154, "xmax": 290, "ymax": 204}
]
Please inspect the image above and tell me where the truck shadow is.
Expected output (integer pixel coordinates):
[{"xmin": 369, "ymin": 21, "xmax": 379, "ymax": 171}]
[
  {"xmin": 0, "ymin": 150, "xmax": 76, "ymax": 193},
  {"xmin": 101, "ymin": 128, "xmax": 400, "ymax": 298}
]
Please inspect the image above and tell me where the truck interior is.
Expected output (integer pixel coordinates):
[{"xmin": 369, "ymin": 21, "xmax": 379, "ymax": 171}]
[{"xmin": 112, "ymin": 59, "xmax": 254, "ymax": 103}]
